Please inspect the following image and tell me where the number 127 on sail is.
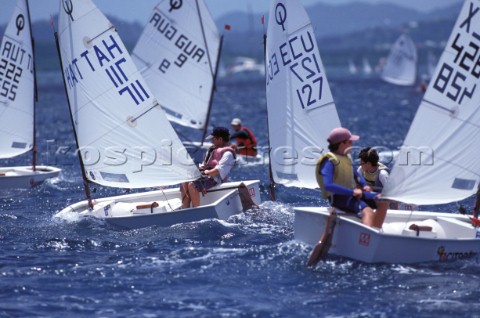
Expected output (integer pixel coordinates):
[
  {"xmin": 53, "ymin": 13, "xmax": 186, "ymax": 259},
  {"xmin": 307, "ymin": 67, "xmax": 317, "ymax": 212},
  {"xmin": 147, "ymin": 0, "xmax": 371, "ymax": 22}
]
[{"xmin": 296, "ymin": 76, "xmax": 323, "ymax": 109}]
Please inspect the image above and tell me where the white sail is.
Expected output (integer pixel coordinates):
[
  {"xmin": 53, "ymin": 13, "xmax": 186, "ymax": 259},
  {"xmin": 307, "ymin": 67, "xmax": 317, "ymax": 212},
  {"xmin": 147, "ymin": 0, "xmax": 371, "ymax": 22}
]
[
  {"xmin": 0, "ymin": 0, "xmax": 34, "ymax": 159},
  {"xmin": 131, "ymin": 0, "xmax": 220, "ymax": 130},
  {"xmin": 363, "ymin": 57, "xmax": 372, "ymax": 75},
  {"xmin": 57, "ymin": 0, "xmax": 200, "ymax": 188},
  {"xmin": 383, "ymin": 0, "xmax": 480, "ymax": 205},
  {"xmin": 381, "ymin": 34, "xmax": 417, "ymax": 86},
  {"xmin": 427, "ymin": 51, "xmax": 437, "ymax": 79},
  {"xmin": 348, "ymin": 59, "xmax": 357, "ymax": 74},
  {"xmin": 266, "ymin": 0, "xmax": 341, "ymax": 188}
]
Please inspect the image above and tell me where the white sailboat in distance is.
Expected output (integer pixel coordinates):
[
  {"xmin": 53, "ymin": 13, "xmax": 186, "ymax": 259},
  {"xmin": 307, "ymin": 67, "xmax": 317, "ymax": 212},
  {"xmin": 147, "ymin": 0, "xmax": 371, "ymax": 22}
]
[
  {"xmin": 54, "ymin": 0, "xmax": 260, "ymax": 229},
  {"xmin": 380, "ymin": 33, "xmax": 417, "ymax": 86},
  {"xmin": 0, "ymin": 0, "xmax": 60, "ymax": 190}
]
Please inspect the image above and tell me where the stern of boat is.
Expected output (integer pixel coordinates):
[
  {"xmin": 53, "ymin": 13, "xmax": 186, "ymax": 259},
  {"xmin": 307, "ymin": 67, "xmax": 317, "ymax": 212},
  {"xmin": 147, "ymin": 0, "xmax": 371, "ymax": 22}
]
[{"xmin": 0, "ymin": 165, "xmax": 61, "ymax": 189}]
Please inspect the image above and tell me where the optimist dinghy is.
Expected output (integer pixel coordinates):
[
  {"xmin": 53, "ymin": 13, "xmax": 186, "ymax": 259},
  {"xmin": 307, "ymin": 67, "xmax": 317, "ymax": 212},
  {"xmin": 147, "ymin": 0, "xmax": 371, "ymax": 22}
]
[
  {"xmin": 53, "ymin": 0, "xmax": 260, "ymax": 229},
  {"xmin": 296, "ymin": 0, "xmax": 480, "ymax": 264},
  {"xmin": 0, "ymin": 0, "xmax": 60, "ymax": 190}
]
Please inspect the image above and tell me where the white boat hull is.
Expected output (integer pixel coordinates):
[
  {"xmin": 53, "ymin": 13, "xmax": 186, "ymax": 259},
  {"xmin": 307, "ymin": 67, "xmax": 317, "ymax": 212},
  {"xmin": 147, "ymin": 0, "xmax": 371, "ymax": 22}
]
[
  {"xmin": 57, "ymin": 180, "xmax": 261, "ymax": 229},
  {"xmin": 0, "ymin": 165, "xmax": 61, "ymax": 189},
  {"xmin": 380, "ymin": 75, "xmax": 415, "ymax": 86},
  {"xmin": 295, "ymin": 207, "xmax": 480, "ymax": 263}
]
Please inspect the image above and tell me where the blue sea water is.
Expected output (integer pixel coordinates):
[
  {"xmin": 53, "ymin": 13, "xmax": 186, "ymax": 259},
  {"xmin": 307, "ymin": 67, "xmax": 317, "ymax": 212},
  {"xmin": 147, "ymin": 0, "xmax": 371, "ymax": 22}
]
[{"xmin": 1, "ymin": 70, "xmax": 480, "ymax": 318}]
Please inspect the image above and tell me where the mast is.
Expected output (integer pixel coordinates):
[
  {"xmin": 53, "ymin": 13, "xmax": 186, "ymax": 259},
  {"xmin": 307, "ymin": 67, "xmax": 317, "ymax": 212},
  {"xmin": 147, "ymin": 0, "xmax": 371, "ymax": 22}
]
[
  {"xmin": 26, "ymin": 0, "xmax": 37, "ymax": 171},
  {"xmin": 473, "ymin": 185, "xmax": 480, "ymax": 219},
  {"xmin": 201, "ymin": 35, "xmax": 223, "ymax": 146},
  {"xmin": 53, "ymin": 31, "xmax": 93, "ymax": 209},
  {"xmin": 263, "ymin": 16, "xmax": 275, "ymax": 201},
  {"xmin": 196, "ymin": 0, "xmax": 222, "ymax": 146}
]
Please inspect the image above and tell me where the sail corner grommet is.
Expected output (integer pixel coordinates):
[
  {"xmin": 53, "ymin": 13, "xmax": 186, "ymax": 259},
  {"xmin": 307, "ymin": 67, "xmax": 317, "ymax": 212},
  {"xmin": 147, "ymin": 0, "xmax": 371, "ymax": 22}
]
[
  {"xmin": 83, "ymin": 36, "xmax": 93, "ymax": 49},
  {"xmin": 126, "ymin": 116, "xmax": 137, "ymax": 128}
]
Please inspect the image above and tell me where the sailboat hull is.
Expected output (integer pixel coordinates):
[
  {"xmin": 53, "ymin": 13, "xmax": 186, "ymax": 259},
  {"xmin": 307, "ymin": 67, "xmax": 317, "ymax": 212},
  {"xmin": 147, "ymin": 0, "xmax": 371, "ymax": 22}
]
[
  {"xmin": 380, "ymin": 75, "xmax": 415, "ymax": 86},
  {"xmin": 57, "ymin": 180, "xmax": 261, "ymax": 229},
  {"xmin": 0, "ymin": 165, "xmax": 61, "ymax": 189},
  {"xmin": 295, "ymin": 207, "xmax": 480, "ymax": 263}
]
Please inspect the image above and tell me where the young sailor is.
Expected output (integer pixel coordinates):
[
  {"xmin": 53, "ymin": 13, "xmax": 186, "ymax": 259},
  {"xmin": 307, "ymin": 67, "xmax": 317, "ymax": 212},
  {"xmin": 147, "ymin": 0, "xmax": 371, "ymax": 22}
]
[
  {"xmin": 181, "ymin": 127, "xmax": 236, "ymax": 208},
  {"xmin": 316, "ymin": 127, "xmax": 381, "ymax": 227},
  {"xmin": 230, "ymin": 118, "xmax": 258, "ymax": 156},
  {"xmin": 357, "ymin": 147, "xmax": 389, "ymax": 228}
]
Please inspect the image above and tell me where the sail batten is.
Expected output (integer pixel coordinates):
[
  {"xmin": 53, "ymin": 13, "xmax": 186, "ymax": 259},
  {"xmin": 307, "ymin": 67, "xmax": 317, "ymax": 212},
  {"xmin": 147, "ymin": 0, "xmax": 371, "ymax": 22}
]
[
  {"xmin": 382, "ymin": 0, "xmax": 480, "ymax": 205},
  {"xmin": 0, "ymin": 0, "xmax": 34, "ymax": 159},
  {"xmin": 266, "ymin": 0, "xmax": 341, "ymax": 189},
  {"xmin": 58, "ymin": 0, "xmax": 200, "ymax": 189},
  {"xmin": 132, "ymin": 0, "xmax": 220, "ymax": 130}
]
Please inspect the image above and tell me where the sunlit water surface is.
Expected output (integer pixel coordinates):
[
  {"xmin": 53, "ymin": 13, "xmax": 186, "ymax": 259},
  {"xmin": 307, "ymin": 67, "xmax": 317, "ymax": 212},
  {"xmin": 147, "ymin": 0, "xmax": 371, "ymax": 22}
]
[{"xmin": 1, "ymin": 70, "xmax": 479, "ymax": 317}]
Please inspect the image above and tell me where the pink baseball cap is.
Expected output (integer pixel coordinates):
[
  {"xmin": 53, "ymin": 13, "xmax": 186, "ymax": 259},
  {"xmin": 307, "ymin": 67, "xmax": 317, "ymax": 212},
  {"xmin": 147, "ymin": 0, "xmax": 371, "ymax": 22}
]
[{"xmin": 327, "ymin": 127, "xmax": 360, "ymax": 144}]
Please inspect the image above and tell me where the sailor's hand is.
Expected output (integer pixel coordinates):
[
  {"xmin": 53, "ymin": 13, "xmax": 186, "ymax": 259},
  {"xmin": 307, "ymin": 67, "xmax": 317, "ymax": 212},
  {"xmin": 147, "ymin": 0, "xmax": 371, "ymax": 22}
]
[
  {"xmin": 363, "ymin": 185, "xmax": 372, "ymax": 192},
  {"xmin": 353, "ymin": 188, "xmax": 363, "ymax": 198}
]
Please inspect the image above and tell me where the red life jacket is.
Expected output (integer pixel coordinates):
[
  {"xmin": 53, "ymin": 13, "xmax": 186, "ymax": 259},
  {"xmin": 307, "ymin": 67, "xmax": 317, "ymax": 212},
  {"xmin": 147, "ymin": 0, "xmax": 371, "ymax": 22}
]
[{"xmin": 236, "ymin": 126, "xmax": 257, "ymax": 156}]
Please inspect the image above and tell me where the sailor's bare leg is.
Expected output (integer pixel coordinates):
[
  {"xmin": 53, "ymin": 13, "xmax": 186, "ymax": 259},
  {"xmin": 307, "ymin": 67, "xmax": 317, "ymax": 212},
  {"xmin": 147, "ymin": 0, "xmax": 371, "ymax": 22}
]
[
  {"xmin": 373, "ymin": 201, "xmax": 389, "ymax": 229},
  {"xmin": 362, "ymin": 207, "xmax": 375, "ymax": 227},
  {"xmin": 189, "ymin": 182, "xmax": 201, "ymax": 207},
  {"xmin": 181, "ymin": 182, "xmax": 191, "ymax": 208}
]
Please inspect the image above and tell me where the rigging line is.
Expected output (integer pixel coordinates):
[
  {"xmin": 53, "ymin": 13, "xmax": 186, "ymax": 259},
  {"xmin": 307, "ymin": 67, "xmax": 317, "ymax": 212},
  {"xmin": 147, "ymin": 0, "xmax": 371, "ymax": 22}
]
[
  {"xmin": 303, "ymin": 101, "xmax": 336, "ymax": 113},
  {"xmin": 195, "ymin": 0, "xmax": 215, "ymax": 78},
  {"xmin": 423, "ymin": 99, "xmax": 480, "ymax": 129},
  {"xmin": 423, "ymin": 99, "xmax": 455, "ymax": 115},
  {"xmin": 160, "ymin": 188, "xmax": 174, "ymax": 211},
  {"xmin": 289, "ymin": 22, "xmax": 315, "ymax": 38},
  {"xmin": 402, "ymin": 204, "xmax": 415, "ymax": 233},
  {"xmin": 130, "ymin": 53, "xmax": 149, "ymax": 68},
  {"xmin": 130, "ymin": 102, "xmax": 160, "ymax": 122},
  {"xmin": 0, "ymin": 127, "xmax": 31, "ymax": 140},
  {"xmin": 153, "ymin": 6, "xmax": 174, "ymax": 24},
  {"xmin": 429, "ymin": 156, "xmax": 480, "ymax": 178},
  {"xmin": 86, "ymin": 25, "xmax": 116, "ymax": 45},
  {"xmin": 0, "ymin": 103, "xmax": 33, "ymax": 115},
  {"xmin": 73, "ymin": 102, "xmax": 163, "ymax": 154},
  {"xmin": 72, "ymin": 79, "xmax": 145, "ymax": 116},
  {"xmin": 3, "ymin": 34, "xmax": 22, "ymax": 45}
]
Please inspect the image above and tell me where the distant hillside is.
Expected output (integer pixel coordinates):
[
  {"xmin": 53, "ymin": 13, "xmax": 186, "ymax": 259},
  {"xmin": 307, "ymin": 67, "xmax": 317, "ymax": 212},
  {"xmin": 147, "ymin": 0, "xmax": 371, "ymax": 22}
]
[
  {"xmin": 217, "ymin": 1, "xmax": 462, "ymax": 36},
  {"xmin": 22, "ymin": 15, "xmax": 142, "ymax": 47},
  {"xmin": 0, "ymin": 1, "xmax": 461, "ymax": 71},
  {"xmin": 220, "ymin": 1, "xmax": 461, "ymax": 63},
  {"xmin": 2, "ymin": 1, "xmax": 461, "ymax": 43}
]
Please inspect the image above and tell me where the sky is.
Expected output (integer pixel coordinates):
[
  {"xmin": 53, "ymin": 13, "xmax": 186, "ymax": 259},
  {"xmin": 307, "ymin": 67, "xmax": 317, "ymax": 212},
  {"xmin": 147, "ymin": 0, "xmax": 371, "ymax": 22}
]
[{"xmin": 0, "ymin": 0, "xmax": 460, "ymax": 25}]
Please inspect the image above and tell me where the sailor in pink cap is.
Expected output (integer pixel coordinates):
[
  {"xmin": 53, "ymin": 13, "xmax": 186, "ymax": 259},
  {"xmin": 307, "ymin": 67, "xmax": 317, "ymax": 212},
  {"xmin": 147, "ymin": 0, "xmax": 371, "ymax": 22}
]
[{"xmin": 315, "ymin": 127, "xmax": 381, "ymax": 227}]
